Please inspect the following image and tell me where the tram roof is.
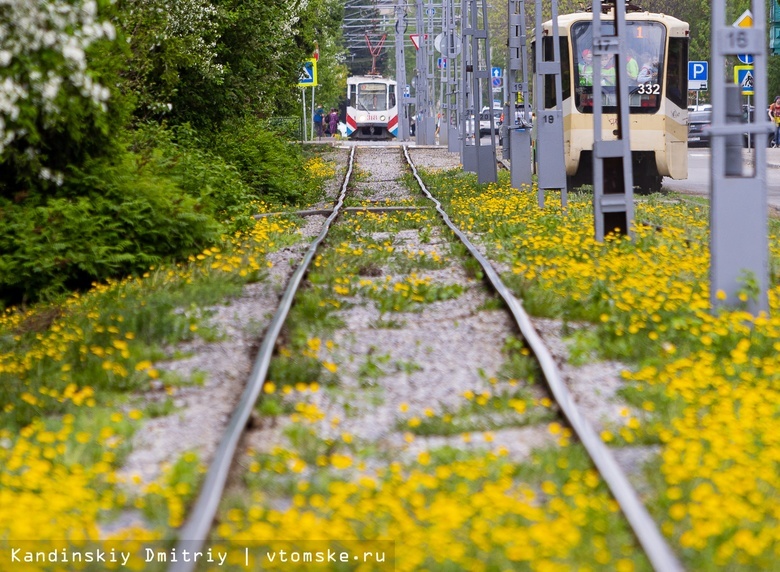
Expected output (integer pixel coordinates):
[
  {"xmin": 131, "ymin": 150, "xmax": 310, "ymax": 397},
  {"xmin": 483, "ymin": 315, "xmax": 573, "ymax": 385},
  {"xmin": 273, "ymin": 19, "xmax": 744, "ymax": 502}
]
[
  {"xmin": 542, "ymin": 10, "xmax": 689, "ymax": 36},
  {"xmin": 347, "ymin": 75, "xmax": 397, "ymax": 84}
]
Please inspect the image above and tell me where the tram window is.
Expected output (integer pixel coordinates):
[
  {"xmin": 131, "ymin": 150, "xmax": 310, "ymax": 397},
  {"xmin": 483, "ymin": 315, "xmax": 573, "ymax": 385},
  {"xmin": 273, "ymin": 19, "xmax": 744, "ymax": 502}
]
[
  {"xmin": 666, "ymin": 37, "xmax": 688, "ymax": 109},
  {"xmin": 571, "ymin": 21, "xmax": 665, "ymax": 114},
  {"xmin": 542, "ymin": 37, "xmax": 570, "ymax": 109},
  {"xmin": 389, "ymin": 86, "xmax": 396, "ymax": 108},
  {"xmin": 357, "ymin": 83, "xmax": 388, "ymax": 111}
]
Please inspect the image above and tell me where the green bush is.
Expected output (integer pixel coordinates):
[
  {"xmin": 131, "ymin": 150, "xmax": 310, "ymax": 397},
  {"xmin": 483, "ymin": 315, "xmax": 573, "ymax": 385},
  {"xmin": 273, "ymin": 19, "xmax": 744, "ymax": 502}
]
[
  {"xmin": 0, "ymin": 154, "xmax": 219, "ymax": 306},
  {"xmin": 209, "ymin": 116, "xmax": 315, "ymax": 204},
  {"xmin": 128, "ymin": 123, "xmax": 256, "ymax": 229}
]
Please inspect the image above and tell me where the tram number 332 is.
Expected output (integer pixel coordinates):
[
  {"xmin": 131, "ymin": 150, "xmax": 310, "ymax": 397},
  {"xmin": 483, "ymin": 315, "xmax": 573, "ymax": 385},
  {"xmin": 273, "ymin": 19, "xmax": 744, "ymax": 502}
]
[{"xmin": 636, "ymin": 83, "xmax": 661, "ymax": 95}]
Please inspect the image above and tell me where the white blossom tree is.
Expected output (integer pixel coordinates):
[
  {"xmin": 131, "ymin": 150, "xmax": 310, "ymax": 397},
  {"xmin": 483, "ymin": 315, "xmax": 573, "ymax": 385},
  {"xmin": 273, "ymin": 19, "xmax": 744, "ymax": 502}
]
[{"xmin": 0, "ymin": 0, "xmax": 117, "ymax": 187}]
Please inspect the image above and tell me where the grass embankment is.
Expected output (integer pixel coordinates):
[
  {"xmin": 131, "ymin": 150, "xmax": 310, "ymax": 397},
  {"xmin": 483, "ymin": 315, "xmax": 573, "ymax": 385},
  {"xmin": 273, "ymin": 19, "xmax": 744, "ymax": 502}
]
[
  {"xmin": 212, "ymin": 168, "xmax": 780, "ymax": 571},
  {"xmin": 416, "ymin": 171, "xmax": 780, "ymax": 569},
  {"xmin": 0, "ymin": 155, "xmax": 336, "ymax": 563},
  {"xmin": 3, "ymin": 155, "xmax": 779, "ymax": 571}
]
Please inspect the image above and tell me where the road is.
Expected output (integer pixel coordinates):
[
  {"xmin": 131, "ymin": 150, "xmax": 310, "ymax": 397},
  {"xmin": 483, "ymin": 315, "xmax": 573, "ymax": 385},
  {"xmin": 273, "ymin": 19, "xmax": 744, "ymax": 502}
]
[{"xmin": 662, "ymin": 148, "xmax": 780, "ymax": 212}]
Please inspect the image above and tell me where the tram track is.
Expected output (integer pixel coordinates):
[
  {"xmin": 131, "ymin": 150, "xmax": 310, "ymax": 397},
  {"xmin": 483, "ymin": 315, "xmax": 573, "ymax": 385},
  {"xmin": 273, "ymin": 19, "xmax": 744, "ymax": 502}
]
[
  {"xmin": 170, "ymin": 144, "xmax": 682, "ymax": 572},
  {"xmin": 169, "ymin": 146, "xmax": 357, "ymax": 571}
]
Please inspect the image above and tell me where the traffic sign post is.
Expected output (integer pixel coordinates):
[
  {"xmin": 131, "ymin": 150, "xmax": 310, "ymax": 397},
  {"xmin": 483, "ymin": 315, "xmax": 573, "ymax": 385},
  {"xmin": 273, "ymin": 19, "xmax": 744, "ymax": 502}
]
[{"xmin": 688, "ymin": 61, "xmax": 708, "ymax": 91}]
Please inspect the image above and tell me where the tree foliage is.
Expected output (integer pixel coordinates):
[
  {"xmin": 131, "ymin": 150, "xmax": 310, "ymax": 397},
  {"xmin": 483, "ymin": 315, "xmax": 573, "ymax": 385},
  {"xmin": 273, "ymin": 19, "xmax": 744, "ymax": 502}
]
[
  {"xmin": 0, "ymin": 0, "xmax": 346, "ymax": 306},
  {"xmin": 0, "ymin": 0, "xmax": 127, "ymax": 198}
]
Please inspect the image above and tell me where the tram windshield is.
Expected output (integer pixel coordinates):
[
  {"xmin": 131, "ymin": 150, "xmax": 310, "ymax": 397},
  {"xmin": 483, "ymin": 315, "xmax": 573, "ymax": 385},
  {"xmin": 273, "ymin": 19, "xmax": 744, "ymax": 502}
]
[
  {"xmin": 355, "ymin": 83, "xmax": 389, "ymax": 111},
  {"xmin": 571, "ymin": 21, "xmax": 666, "ymax": 113}
]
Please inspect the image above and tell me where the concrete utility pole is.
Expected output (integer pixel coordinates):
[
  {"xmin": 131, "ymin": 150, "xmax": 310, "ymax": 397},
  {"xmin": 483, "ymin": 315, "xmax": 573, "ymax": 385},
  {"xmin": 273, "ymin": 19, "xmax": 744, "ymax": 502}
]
[
  {"xmin": 709, "ymin": 1, "xmax": 771, "ymax": 315},
  {"xmin": 591, "ymin": 0, "xmax": 634, "ymax": 240}
]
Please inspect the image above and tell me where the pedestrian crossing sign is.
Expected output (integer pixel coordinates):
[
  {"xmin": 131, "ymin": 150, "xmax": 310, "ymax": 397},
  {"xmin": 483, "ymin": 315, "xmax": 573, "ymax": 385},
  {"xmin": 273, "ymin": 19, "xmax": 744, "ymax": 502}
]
[
  {"xmin": 734, "ymin": 65, "xmax": 754, "ymax": 95},
  {"xmin": 298, "ymin": 58, "xmax": 318, "ymax": 87}
]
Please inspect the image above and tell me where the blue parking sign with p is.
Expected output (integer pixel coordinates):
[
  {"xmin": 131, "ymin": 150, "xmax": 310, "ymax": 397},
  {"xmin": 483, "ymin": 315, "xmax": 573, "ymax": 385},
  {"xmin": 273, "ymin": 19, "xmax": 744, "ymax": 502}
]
[{"xmin": 688, "ymin": 61, "xmax": 708, "ymax": 82}]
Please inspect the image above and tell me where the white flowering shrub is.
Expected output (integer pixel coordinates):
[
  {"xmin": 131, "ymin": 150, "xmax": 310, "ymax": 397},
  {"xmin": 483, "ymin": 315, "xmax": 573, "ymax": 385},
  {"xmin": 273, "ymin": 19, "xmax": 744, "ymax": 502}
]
[
  {"xmin": 120, "ymin": 0, "xmax": 223, "ymax": 120},
  {"xmin": 0, "ymin": 0, "xmax": 117, "ymax": 183}
]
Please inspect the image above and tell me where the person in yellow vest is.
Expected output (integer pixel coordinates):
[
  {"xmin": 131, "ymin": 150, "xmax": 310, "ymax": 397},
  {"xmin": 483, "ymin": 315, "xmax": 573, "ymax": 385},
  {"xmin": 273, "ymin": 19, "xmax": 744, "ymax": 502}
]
[
  {"xmin": 626, "ymin": 51, "xmax": 639, "ymax": 83},
  {"xmin": 578, "ymin": 49, "xmax": 593, "ymax": 86},
  {"xmin": 601, "ymin": 55, "xmax": 616, "ymax": 86}
]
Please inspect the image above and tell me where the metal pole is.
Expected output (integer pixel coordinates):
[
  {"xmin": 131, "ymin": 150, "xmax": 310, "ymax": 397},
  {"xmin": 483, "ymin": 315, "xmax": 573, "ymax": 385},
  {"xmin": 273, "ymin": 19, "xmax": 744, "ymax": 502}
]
[
  {"xmin": 464, "ymin": 0, "xmax": 496, "ymax": 183},
  {"xmin": 425, "ymin": 0, "xmax": 436, "ymax": 144},
  {"xmin": 710, "ymin": 0, "xmax": 770, "ymax": 315},
  {"xmin": 415, "ymin": 0, "xmax": 430, "ymax": 144},
  {"xmin": 592, "ymin": 0, "xmax": 634, "ymax": 240},
  {"xmin": 533, "ymin": 0, "xmax": 567, "ymax": 207},
  {"xmin": 506, "ymin": 0, "xmax": 532, "ymax": 187},
  {"xmin": 460, "ymin": 0, "xmax": 475, "ymax": 169},
  {"xmin": 301, "ymin": 88, "xmax": 307, "ymax": 142},
  {"xmin": 395, "ymin": 0, "xmax": 410, "ymax": 141},
  {"xmin": 311, "ymin": 86, "xmax": 316, "ymax": 141}
]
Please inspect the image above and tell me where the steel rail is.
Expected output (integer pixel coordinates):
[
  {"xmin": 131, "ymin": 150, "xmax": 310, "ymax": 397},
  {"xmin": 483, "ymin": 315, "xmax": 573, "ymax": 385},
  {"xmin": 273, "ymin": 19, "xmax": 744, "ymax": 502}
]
[
  {"xmin": 402, "ymin": 145, "xmax": 684, "ymax": 572},
  {"xmin": 253, "ymin": 206, "xmax": 430, "ymax": 219},
  {"xmin": 168, "ymin": 146, "xmax": 356, "ymax": 572}
]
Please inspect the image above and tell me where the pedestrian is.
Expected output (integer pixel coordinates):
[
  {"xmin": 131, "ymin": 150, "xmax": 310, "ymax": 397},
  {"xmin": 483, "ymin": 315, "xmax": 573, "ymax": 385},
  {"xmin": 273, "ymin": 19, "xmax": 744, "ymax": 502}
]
[
  {"xmin": 769, "ymin": 96, "xmax": 780, "ymax": 147},
  {"xmin": 410, "ymin": 114, "xmax": 416, "ymax": 136},
  {"xmin": 328, "ymin": 108, "xmax": 339, "ymax": 138},
  {"xmin": 637, "ymin": 53, "xmax": 655, "ymax": 84},
  {"xmin": 313, "ymin": 104, "xmax": 324, "ymax": 138}
]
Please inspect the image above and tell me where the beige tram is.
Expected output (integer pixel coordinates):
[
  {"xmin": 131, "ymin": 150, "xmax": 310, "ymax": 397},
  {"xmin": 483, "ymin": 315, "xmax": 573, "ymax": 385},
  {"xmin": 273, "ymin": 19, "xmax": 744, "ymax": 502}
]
[{"xmin": 538, "ymin": 5, "xmax": 689, "ymax": 193}]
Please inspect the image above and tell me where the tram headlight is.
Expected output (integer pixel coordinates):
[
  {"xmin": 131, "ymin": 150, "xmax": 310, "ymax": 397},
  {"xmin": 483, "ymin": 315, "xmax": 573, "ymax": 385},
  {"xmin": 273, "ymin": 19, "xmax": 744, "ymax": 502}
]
[
  {"xmin": 359, "ymin": 114, "xmax": 368, "ymax": 122},
  {"xmin": 379, "ymin": 115, "xmax": 386, "ymax": 121}
]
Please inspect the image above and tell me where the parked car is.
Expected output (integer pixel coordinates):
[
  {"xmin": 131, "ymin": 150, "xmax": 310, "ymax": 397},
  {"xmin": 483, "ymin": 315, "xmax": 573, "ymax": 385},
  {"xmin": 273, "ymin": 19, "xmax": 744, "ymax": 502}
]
[
  {"xmin": 479, "ymin": 106, "xmax": 503, "ymax": 136},
  {"xmin": 687, "ymin": 110, "xmax": 711, "ymax": 147},
  {"xmin": 687, "ymin": 108, "xmax": 773, "ymax": 148}
]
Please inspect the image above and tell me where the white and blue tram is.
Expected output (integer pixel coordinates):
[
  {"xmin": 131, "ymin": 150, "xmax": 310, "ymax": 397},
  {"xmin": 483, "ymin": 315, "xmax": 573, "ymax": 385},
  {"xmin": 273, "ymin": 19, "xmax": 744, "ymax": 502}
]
[{"xmin": 345, "ymin": 76, "xmax": 399, "ymax": 140}]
